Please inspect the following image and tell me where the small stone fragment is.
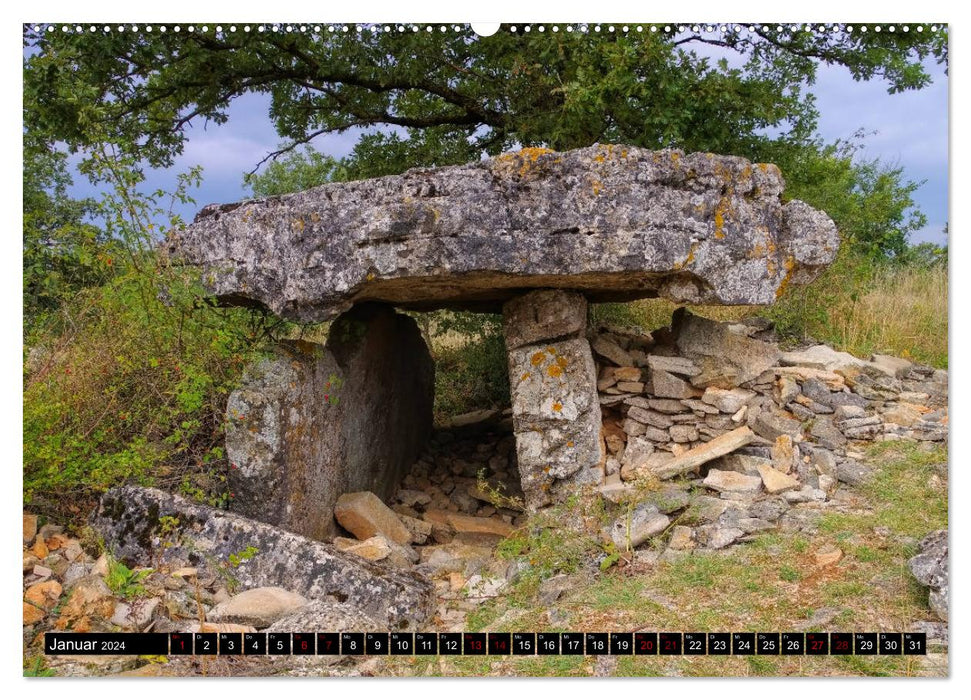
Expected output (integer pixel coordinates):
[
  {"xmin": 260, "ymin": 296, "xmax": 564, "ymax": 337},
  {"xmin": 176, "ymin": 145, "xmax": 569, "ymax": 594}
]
[
  {"xmin": 334, "ymin": 491, "xmax": 413, "ymax": 545},
  {"xmin": 650, "ymin": 369, "xmax": 696, "ymax": 399},
  {"xmin": 757, "ymin": 464, "xmax": 801, "ymax": 494},
  {"xmin": 207, "ymin": 587, "xmax": 309, "ymax": 629},
  {"xmin": 701, "ymin": 387, "xmax": 756, "ymax": 414},
  {"xmin": 647, "ymin": 355, "xmax": 701, "ymax": 377},
  {"xmin": 668, "ymin": 526, "xmax": 695, "ymax": 550},
  {"xmin": 703, "ymin": 469, "xmax": 763, "ymax": 494}
]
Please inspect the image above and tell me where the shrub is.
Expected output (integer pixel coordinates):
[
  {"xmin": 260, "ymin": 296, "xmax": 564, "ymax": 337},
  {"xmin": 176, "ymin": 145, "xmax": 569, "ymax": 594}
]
[{"xmin": 23, "ymin": 150, "xmax": 281, "ymax": 521}]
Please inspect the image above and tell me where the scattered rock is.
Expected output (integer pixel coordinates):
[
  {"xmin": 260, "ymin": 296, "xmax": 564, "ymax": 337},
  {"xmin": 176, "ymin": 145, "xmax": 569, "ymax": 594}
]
[
  {"xmin": 606, "ymin": 503, "xmax": 671, "ymax": 550},
  {"xmin": 757, "ymin": 465, "xmax": 801, "ymax": 494},
  {"xmin": 909, "ymin": 530, "xmax": 948, "ymax": 621},
  {"xmin": 443, "ymin": 512, "xmax": 515, "ymax": 546},
  {"xmin": 703, "ymin": 469, "xmax": 763, "ymax": 494},
  {"xmin": 110, "ymin": 598, "xmax": 161, "ymax": 630},
  {"xmin": 669, "ymin": 424, "xmax": 699, "ymax": 443},
  {"xmin": 780, "ymin": 345, "xmax": 868, "ymax": 373},
  {"xmin": 592, "ymin": 336, "xmax": 635, "ymax": 368},
  {"xmin": 668, "ymin": 526, "xmax": 695, "ymax": 550},
  {"xmin": 749, "ymin": 497, "xmax": 789, "ymax": 522},
  {"xmin": 24, "ymin": 513, "xmax": 38, "ymax": 544},
  {"xmin": 334, "ymin": 536, "xmax": 392, "ymax": 562},
  {"xmin": 417, "ymin": 542, "xmax": 494, "ymax": 576},
  {"xmin": 650, "ymin": 369, "xmax": 697, "ymax": 399},
  {"xmin": 837, "ymin": 460, "xmax": 874, "ymax": 487},
  {"xmin": 334, "ymin": 491, "xmax": 413, "ymax": 545},
  {"xmin": 647, "ymin": 355, "xmax": 701, "ymax": 377},
  {"xmin": 871, "ymin": 354, "xmax": 914, "ymax": 379},
  {"xmin": 207, "ymin": 587, "xmax": 309, "ymax": 629},
  {"xmin": 814, "ymin": 546, "xmax": 843, "ymax": 568},
  {"xmin": 753, "ymin": 409, "xmax": 803, "ymax": 441},
  {"xmin": 701, "ymin": 387, "xmax": 756, "ymax": 414},
  {"xmin": 695, "ymin": 526, "xmax": 744, "ymax": 549},
  {"xmin": 673, "ymin": 309, "xmax": 782, "ymax": 388},
  {"xmin": 57, "ymin": 575, "xmax": 115, "ymax": 629},
  {"xmin": 265, "ymin": 599, "xmax": 381, "ymax": 635},
  {"xmin": 644, "ymin": 426, "xmax": 755, "ymax": 480},
  {"xmin": 24, "ymin": 580, "xmax": 62, "ymax": 625},
  {"xmin": 91, "ymin": 486, "xmax": 435, "ymax": 629}
]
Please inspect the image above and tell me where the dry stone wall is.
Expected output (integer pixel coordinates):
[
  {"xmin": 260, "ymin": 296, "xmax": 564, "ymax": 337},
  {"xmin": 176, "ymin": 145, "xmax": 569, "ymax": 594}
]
[{"xmin": 590, "ymin": 309, "xmax": 947, "ymax": 552}]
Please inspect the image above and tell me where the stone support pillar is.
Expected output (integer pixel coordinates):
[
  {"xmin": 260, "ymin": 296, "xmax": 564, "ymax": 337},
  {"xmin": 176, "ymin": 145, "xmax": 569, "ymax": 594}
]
[
  {"xmin": 225, "ymin": 303, "xmax": 434, "ymax": 540},
  {"xmin": 502, "ymin": 290, "xmax": 604, "ymax": 509}
]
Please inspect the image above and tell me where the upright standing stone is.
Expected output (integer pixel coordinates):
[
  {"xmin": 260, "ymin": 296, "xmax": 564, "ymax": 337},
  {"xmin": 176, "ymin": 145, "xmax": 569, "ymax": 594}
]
[
  {"xmin": 502, "ymin": 290, "xmax": 603, "ymax": 508},
  {"xmin": 226, "ymin": 303, "xmax": 433, "ymax": 540}
]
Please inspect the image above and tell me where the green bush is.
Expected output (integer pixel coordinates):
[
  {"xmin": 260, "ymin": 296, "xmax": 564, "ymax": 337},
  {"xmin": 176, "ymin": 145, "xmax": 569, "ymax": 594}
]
[
  {"xmin": 23, "ymin": 264, "xmax": 271, "ymax": 516},
  {"xmin": 23, "ymin": 150, "xmax": 279, "ymax": 520},
  {"xmin": 425, "ymin": 311, "xmax": 509, "ymax": 421}
]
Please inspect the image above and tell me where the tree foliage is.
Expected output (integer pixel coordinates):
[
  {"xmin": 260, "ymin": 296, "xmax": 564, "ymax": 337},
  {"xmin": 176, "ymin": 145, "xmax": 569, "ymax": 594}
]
[
  {"xmin": 23, "ymin": 136, "xmax": 113, "ymax": 327},
  {"xmin": 24, "ymin": 24, "xmax": 946, "ymax": 175}
]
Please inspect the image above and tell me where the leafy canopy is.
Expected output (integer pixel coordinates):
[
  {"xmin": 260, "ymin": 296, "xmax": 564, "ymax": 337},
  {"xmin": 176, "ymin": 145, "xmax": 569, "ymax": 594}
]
[
  {"xmin": 24, "ymin": 24, "xmax": 946, "ymax": 256},
  {"xmin": 23, "ymin": 24, "xmax": 946, "ymax": 171}
]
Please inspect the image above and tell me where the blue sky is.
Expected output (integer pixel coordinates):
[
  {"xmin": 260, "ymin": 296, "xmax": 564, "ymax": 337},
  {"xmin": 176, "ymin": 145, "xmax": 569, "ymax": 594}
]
[{"xmin": 64, "ymin": 36, "xmax": 949, "ymax": 246}]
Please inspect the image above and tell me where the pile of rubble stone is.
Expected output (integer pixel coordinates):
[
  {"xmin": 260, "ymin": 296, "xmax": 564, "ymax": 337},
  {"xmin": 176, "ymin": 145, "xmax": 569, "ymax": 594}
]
[{"xmin": 586, "ymin": 308, "xmax": 947, "ymax": 553}]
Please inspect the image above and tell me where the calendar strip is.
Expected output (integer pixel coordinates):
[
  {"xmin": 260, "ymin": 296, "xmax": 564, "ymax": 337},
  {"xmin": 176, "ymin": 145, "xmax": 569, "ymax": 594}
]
[{"xmin": 45, "ymin": 632, "xmax": 927, "ymax": 656}]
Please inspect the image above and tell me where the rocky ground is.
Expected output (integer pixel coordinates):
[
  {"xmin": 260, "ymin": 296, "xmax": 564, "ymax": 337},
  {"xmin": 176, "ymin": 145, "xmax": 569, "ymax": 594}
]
[{"xmin": 23, "ymin": 314, "xmax": 949, "ymax": 678}]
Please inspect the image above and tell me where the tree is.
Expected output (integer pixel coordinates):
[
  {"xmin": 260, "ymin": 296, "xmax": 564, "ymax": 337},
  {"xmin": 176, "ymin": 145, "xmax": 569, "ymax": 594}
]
[
  {"xmin": 765, "ymin": 132, "xmax": 927, "ymax": 258},
  {"xmin": 244, "ymin": 146, "xmax": 346, "ymax": 197},
  {"xmin": 23, "ymin": 24, "xmax": 946, "ymax": 168},
  {"xmin": 23, "ymin": 135, "xmax": 113, "ymax": 326}
]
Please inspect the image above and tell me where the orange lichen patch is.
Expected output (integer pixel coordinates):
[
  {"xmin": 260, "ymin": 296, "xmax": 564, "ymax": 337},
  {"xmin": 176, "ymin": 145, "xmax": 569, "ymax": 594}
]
[
  {"xmin": 521, "ymin": 372, "xmax": 531, "ymax": 381},
  {"xmin": 775, "ymin": 256, "xmax": 797, "ymax": 299},
  {"xmin": 496, "ymin": 147, "xmax": 556, "ymax": 177},
  {"xmin": 530, "ymin": 351, "xmax": 546, "ymax": 366},
  {"xmin": 556, "ymin": 356, "xmax": 568, "ymax": 368},
  {"xmin": 674, "ymin": 241, "xmax": 700, "ymax": 270},
  {"xmin": 366, "ymin": 272, "xmax": 376, "ymax": 281},
  {"xmin": 547, "ymin": 364, "xmax": 564, "ymax": 378},
  {"xmin": 292, "ymin": 218, "xmax": 305, "ymax": 232},
  {"xmin": 713, "ymin": 192, "xmax": 735, "ymax": 240},
  {"xmin": 552, "ymin": 401, "xmax": 563, "ymax": 413},
  {"xmin": 547, "ymin": 346, "xmax": 557, "ymax": 354},
  {"xmin": 594, "ymin": 144, "xmax": 618, "ymax": 163},
  {"xmin": 591, "ymin": 179, "xmax": 603, "ymax": 196},
  {"xmin": 566, "ymin": 441, "xmax": 575, "ymax": 448}
]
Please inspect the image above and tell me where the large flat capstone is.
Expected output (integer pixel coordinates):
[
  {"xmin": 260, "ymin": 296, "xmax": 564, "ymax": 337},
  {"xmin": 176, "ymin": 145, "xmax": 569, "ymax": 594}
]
[
  {"xmin": 90, "ymin": 486, "xmax": 435, "ymax": 630},
  {"xmin": 168, "ymin": 145, "xmax": 839, "ymax": 322}
]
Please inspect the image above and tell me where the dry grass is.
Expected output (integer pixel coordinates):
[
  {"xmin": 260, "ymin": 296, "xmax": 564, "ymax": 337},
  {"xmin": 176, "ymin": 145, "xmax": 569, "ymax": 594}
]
[
  {"xmin": 815, "ymin": 264, "xmax": 948, "ymax": 368},
  {"xmin": 592, "ymin": 262, "xmax": 948, "ymax": 370}
]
